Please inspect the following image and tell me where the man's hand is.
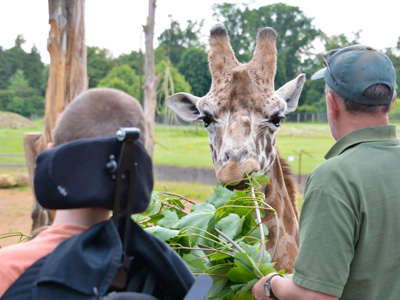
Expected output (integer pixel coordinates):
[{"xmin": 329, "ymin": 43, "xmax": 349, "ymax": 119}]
[
  {"xmin": 252, "ymin": 274, "xmax": 340, "ymax": 300},
  {"xmin": 252, "ymin": 274, "xmax": 273, "ymax": 300}
]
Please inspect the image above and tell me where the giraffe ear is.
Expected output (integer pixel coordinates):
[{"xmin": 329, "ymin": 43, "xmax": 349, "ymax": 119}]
[
  {"xmin": 275, "ymin": 74, "xmax": 306, "ymax": 113},
  {"xmin": 166, "ymin": 92, "xmax": 201, "ymax": 122}
]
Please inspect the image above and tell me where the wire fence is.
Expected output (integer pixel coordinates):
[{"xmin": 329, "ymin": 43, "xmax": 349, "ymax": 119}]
[{"xmin": 0, "ymin": 153, "xmax": 27, "ymax": 170}]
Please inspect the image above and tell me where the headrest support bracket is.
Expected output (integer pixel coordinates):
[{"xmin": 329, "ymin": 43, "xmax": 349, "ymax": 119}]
[{"xmin": 111, "ymin": 128, "xmax": 141, "ymax": 253}]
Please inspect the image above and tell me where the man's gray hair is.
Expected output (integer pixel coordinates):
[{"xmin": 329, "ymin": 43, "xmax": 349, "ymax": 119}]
[{"xmin": 325, "ymin": 84, "xmax": 392, "ymax": 114}]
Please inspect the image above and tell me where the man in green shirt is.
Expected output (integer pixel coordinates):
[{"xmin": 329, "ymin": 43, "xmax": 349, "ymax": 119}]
[{"xmin": 252, "ymin": 45, "xmax": 398, "ymax": 300}]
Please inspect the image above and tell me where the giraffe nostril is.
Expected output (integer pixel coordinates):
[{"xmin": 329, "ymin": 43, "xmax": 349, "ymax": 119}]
[
  {"xmin": 225, "ymin": 152, "xmax": 230, "ymax": 161},
  {"xmin": 224, "ymin": 150, "xmax": 249, "ymax": 162}
]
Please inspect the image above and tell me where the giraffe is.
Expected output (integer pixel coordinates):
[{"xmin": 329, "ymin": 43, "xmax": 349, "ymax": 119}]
[{"xmin": 166, "ymin": 25, "xmax": 305, "ymax": 273}]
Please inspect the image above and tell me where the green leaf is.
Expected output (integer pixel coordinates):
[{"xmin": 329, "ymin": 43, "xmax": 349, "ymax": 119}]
[
  {"xmin": 218, "ymin": 283, "xmax": 245, "ymax": 299},
  {"xmin": 142, "ymin": 191, "xmax": 162, "ymax": 217},
  {"xmin": 220, "ymin": 279, "xmax": 258, "ymax": 299},
  {"xmin": 209, "ymin": 252, "xmax": 231, "ymax": 262},
  {"xmin": 173, "ymin": 203, "xmax": 216, "ymax": 245},
  {"xmin": 206, "ymin": 264, "xmax": 232, "ymax": 276},
  {"xmin": 251, "ymin": 173, "xmax": 270, "ymax": 184},
  {"xmin": 147, "ymin": 214, "xmax": 164, "ymax": 224},
  {"xmin": 192, "ymin": 249, "xmax": 212, "ymax": 270},
  {"xmin": 241, "ymin": 213, "xmax": 259, "ymax": 237},
  {"xmin": 215, "ymin": 207, "xmax": 231, "ymax": 220},
  {"xmin": 225, "ymin": 252, "xmax": 260, "ymax": 283},
  {"xmin": 226, "ymin": 265, "xmax": 256, "ymax": 283},
  {"xmin": 192, "ymin": 202, "xmax": 216, "ymax": 212},
  {"xmin": 229, "ymin": 191, "xmax": 253, "ymax": 218},
  {"xmin": 182, "ymin": 253, "xmax": 206, "ymax": 273},
  {"xmin": 234, "ymin": 252, "xmax": 262, "ymax": 279},
  {"xmin": 247, "ymin": 223, "xmax": 269, "ymax": 240},
  {"xmin": 168, "ymin": 197, "xmax": 185, "ymax": 210},
  {"xmin": 144, "ymin": 226, "xmax": 179, "ymax": 241},
  {"xmin": 216, "ymin": 213, "xmax": 244, "ymax": 240},
  {"xmin": 238, "ymin": 242, "xmax": 270, "ymax": 265},
  {"xmin": 207, "ymin": 184, "xmax": 236, "ymax": 208},
  {"xmin": 207, "ymin": 277, "xmax": 229, "ymax": 298},
  {"xmin": 259, "ymin": 262, "xmax": 276, "ymax": 276},
  {"xmin": 238, "ymin": 278, "xmax": 259, "ymax": 294},
  {"xmin": 158, "ymin": 209, "xmax": 179, "ymax": 229}
]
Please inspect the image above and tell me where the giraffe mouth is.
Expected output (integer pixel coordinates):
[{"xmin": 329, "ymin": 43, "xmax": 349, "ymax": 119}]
[
  {"xmin": 215, "ymin": 158, "xmax": 260, "ymax": 187},
  {"xmin": 228, "ymin": 180, "xmax": 249, "ymax": 190}
]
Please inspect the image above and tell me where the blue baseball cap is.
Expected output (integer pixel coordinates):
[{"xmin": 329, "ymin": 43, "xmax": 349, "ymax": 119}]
[{"xmin": 312, "ymin": 45, "xmax": 396, "ymax": 105}]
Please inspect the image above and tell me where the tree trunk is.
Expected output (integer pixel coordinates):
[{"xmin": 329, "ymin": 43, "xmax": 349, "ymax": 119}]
[
  {"xmin": 24, "ymin": 0, "xmax": 87, "ymax": 232},
  {"xmin": 143, "ymin": 0, "xmax": 161, "ymax": 157}
]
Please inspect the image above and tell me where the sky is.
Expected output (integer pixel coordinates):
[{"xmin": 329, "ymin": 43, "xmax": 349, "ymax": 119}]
[{"xmin": 1, "ymin": 0, "xmax": 400, "ymax": 65}]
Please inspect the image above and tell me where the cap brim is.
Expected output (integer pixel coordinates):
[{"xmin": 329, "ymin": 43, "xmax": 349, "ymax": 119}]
[{"xmin": 311, "ymin": 68, "xmax": 326, "ymax": 80}]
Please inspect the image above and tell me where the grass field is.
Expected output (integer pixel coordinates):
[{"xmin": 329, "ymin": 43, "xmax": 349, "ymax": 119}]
[
  {"xmin": 2, "ymin": 120, "xmax": 400, "ymax": 175},
  {"xmin": 153, "ymin": 122, "xmax": 335, "ymax": 174},
  {"xmin": 0, "ymin": 119, "xmax": 43, "ymax": 169},
  {"xmin": 154, "ymin": 180, "xmax": 215, "ymax": 202},
  {"xmin": 154, "ymin": 125, "xmax": 213, "ymax": 168}
]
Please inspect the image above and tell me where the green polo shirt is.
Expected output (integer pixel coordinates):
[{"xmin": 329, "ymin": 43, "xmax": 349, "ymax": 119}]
[{"xmin": 293, "ymin": 125, "xmax": 400, "ymax": 299}]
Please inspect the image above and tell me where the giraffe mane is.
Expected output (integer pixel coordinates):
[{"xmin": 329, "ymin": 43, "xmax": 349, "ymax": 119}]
[{"xmin": 278, "ymin": 153, "xmax": 299, "ymax": 220}]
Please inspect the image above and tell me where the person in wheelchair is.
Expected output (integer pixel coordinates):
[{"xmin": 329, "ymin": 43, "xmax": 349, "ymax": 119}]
[{"xmin": 0, "ymin": 88, "xmax": 209, "ymax": 299}]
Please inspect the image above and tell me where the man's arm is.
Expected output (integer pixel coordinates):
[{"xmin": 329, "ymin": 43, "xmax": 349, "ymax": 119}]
[{"xmin": 252, "ymin": 274, "xmax": 339, "ymax": 300}]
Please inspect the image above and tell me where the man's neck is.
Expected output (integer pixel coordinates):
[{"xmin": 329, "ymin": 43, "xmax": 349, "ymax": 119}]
[
  {"xmin": 336, "ymin": 112, "xmax": 389, "ymax": 140},
  {"xmin": 52, "ymin": 208, "xmax": 111, "ymax": 227}
]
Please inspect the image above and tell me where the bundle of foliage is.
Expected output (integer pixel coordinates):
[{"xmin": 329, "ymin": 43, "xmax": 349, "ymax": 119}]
[{"xmin": 135, "ymin": 174, "xmax": 280, "ymax": 299}]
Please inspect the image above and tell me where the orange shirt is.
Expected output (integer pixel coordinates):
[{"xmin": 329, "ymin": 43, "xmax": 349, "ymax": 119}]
[{"xmin": 0, "ymin": 223, "xmax": 88, "ymax": 297}]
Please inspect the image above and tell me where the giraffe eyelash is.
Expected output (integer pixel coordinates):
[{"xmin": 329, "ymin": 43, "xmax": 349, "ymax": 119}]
[
  {"xmin": 269, "ymin": 112, "xmax": 285, "ymax": 128},
  {"xmin": 198, "ymin": 112, "xmax": 215, "ymax": 128}
]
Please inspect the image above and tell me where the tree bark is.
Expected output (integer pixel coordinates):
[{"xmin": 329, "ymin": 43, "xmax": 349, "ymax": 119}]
[
  {"xmin": 143, "ymin": 0, "xmax": 161, "ymax": 157},
  {"xmin": 24, "ymin": 0, "xmax": 87, "ymax": 232}
]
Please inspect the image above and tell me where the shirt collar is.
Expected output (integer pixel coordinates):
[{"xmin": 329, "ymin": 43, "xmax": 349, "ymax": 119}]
[{"xmin": 325, "ymin": 125, "xmax": 398, "ymax": 160}]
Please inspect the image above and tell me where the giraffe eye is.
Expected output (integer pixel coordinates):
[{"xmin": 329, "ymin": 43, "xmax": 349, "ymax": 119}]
[
  {"xmin": 198, "ymin": 113, "xmax": 214, "ymax": 128},
  {"xmin": 269, "ymin": 112, "xmax": 285, "ymax": 128}
]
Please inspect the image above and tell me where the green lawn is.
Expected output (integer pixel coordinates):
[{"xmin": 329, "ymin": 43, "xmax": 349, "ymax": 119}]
[
  {"xmin": 154, "ymin": 122, "xmax": 335, "ymax": 174},
  {"xmin": 2, "ymin": 120, "xmax": 400, "ymax": 175},
  {"xmin": 154, "ymin": 180, "xmax": 215, "ymax": 203},
  {"xmin": 154, "ymin": 125, "xmax": 213, "ymax": 168},
  {"xmin": 276, "ymin": 123, "xmax": 335, "ymax": 174},
  {"xmin": 0, "ymin": 119, "xmax": 43, "ymax": 166}
]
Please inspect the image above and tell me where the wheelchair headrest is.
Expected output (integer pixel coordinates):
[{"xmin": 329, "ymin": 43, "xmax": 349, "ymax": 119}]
[{"xmin": 34, "ymin": 135, "xmax": 154, "ymax": 214}]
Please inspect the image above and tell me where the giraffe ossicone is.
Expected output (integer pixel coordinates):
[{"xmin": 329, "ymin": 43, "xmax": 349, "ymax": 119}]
[{"xmin": 166, "ymin": 25, "xmax": 305, "ymax": 272}]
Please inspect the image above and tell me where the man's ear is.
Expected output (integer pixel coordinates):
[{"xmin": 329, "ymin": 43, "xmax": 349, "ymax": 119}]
[
  {"xmin": 389, "ymin": 91, "xmax": 397, "ymax": 113},
  {"xmin": 47, "ymin": 142, "xmax": 55, "ymax": 150},
  {"xmin": 327, "ymin": 92, "xmax": 340, "ymax": 120},
  {"xmin": 274, "ymin": 73, "xmax": 306, "ymax": 113},
  {"xmin": 166, "ymin": 92, "xmax": 201, "ymax": 122}
]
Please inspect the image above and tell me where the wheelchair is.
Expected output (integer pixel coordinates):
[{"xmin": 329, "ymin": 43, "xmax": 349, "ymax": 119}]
[{"xmin": 2, "ymin": 128, "xmax": 212, "ymax": 300}]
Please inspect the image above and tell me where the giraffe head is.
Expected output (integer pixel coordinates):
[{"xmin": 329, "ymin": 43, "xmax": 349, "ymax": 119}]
[{"xmin": 167, "ymin": 25, "xmax": 305, "ymax": 186}]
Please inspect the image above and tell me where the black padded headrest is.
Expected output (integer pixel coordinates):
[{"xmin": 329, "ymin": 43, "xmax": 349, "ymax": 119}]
[{"xmin": 34, "ymin": 136, "xmax": 153, "ymax": 213}]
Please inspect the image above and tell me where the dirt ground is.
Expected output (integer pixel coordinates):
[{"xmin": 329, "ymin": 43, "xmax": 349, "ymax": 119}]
[
  {"xmin": 0, "ymin": 187, "xmax": 199, "ymax": 250},
  {"xmin": 0, "ymin": 188, "xmax": 33, "ymax": 248}
]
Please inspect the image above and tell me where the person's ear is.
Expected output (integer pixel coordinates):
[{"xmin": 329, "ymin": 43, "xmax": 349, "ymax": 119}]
[
  {"xmin": 47, "ymin": 142, "xmax": 56, "ymax": 150},
  {"xmin": 327, "ymin": 92, "xmax": 340, "ymax": 120},
  {"xmin": 389, "ymin": 91, "xmax": 397, "ymax": 113}
]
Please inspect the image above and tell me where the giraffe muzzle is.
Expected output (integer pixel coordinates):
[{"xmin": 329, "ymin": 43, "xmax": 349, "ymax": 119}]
[{"xmin": 215, "ymin": 158, "xmax": 260, "ymax": 186}]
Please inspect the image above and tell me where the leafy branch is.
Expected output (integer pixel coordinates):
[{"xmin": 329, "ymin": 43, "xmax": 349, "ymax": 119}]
[
  {"xmin": 137, "ymin": 173, "xmax": 280, "ymax": 299},
  {"xmin": 0, "ymin": 232, "xmax": 31, "ymax": 243}
]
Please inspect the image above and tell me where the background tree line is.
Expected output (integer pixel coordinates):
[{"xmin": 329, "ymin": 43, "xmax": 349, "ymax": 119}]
[{"xmin": 1, "ymin": 2, "xmax": 399, "ymax": 119}]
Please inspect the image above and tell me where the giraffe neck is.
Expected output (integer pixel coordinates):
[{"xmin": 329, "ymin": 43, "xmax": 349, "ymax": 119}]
[{"xmin": 263, "ymin": 154, "xmax": 299, "ymax": 273}]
